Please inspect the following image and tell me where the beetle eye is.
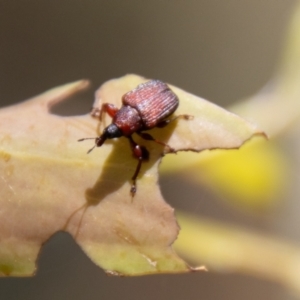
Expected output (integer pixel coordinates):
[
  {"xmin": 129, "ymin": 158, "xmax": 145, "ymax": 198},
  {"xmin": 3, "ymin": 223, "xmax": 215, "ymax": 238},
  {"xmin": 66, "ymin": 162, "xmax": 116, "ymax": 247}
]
[{"xmin": 105, "ymin": 124, "xmax": 122, "ymax": 139}]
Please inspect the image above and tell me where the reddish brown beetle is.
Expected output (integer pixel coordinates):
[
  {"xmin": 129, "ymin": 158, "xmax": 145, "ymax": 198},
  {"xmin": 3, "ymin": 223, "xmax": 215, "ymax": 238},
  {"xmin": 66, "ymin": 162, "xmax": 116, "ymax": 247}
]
[{"xmin": 79, "ymin": 80, "xmax": 191, "ymax": 197}]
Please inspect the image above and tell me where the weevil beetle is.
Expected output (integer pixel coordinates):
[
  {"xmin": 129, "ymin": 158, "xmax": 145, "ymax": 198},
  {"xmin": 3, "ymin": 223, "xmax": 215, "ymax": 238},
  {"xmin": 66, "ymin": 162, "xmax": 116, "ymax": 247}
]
[{"xmin": 79, "ymin": 80, "xmax": 191, "ymax": 197}]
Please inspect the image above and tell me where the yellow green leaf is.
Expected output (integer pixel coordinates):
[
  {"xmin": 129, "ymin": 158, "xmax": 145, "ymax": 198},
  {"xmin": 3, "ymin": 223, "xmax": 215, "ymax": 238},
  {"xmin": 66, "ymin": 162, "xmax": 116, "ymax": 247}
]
[
  {"xmin": 0, "ymin": 74, "xmax": 263, "ymax": 276},
  {"xmin": 175, "ymin": 212, "xmax": 300, "ymax": 294}
]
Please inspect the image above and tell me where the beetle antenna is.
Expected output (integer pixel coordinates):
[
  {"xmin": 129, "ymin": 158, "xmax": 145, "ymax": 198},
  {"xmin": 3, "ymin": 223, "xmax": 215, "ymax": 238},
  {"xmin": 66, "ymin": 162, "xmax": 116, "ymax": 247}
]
[
  {"xmin": 78, "ymin": 137, "xmax": 98, "ymax": 153},
  {"xmin": 78, "ymin": 137, "xmax": 97, "ymax": 142},
  {"xmin": 87, "ymin": 144, "xmax": 96, "ymax": 154}
]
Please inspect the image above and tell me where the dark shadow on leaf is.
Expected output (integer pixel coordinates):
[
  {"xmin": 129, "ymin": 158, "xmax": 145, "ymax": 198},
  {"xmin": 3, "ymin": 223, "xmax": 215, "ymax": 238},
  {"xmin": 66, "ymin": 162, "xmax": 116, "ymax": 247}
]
[
  {"xmin": 63, "ymin": 117, "xmax": 185, "ymax": 236},
  {"xmin": 85, "ymin": 117, "xmax": 182, "ymax": 205}
]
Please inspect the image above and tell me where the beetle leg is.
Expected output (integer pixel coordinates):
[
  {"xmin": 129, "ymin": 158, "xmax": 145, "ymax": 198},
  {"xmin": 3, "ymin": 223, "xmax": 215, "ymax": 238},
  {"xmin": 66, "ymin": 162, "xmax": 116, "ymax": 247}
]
[
  {"xmin": 156, "ymin": 114, "xmax": 193, "ymax": 128},
  {"xmin": 128, "ymin": 136, "xmax": 149, "ymax": 197},
  {"xmin": 91, "ymin": 103, "xmax": 119, "ymax": 120},
  {"xmin": 137, "ymin": 132, "xmax": 175, "ymax": 153},
  {"xmin": 101, "ymin": 103, "xmax": 119, "ymax": 119}
]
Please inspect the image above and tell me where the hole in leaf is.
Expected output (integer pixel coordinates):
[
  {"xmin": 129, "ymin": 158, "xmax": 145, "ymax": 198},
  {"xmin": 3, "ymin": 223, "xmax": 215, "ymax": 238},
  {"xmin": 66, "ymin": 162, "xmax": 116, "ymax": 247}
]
[{"xmin": 49, "ymin": 89, "xmax": 94, "ymax": 116}]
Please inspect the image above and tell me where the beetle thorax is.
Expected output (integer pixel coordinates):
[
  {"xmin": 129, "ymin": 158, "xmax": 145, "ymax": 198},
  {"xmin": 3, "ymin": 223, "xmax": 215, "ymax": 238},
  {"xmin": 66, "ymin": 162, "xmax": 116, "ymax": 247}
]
[{"xmin": 113, "ymin": 105, "xmax": 142, "ymax": 136}]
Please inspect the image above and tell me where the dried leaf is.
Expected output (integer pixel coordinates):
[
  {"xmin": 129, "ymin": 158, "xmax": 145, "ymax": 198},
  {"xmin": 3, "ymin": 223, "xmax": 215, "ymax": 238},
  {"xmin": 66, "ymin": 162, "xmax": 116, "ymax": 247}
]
[{"xmin": 0, "ymin": 74, "xmax": 263, "ymax": 276}]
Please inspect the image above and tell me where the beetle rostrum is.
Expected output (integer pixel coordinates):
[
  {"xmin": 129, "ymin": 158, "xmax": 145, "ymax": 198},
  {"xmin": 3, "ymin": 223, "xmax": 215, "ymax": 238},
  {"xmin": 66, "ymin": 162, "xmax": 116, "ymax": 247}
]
[{"xmin": 79, "ymin": 79, "xmax": 192, "ymax": 197}]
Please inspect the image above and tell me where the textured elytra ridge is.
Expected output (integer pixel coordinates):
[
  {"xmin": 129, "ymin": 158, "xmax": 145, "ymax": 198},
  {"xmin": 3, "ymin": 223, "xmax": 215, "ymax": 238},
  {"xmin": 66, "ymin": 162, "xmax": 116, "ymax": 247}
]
[{"xmin": 0, "ymin": 75, "xmax": 263, "ymax": 276}]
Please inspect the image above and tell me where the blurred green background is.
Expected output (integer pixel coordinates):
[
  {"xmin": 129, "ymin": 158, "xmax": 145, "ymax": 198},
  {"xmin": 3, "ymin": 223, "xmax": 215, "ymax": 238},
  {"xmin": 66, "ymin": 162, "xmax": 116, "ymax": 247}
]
[{"xmin": 0, "ymin": 1, "xmax": 298, "ymax": 300}]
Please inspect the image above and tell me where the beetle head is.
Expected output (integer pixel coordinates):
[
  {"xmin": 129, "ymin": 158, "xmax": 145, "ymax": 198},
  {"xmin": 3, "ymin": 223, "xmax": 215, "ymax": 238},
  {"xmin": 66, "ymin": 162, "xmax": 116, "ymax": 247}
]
[
  {"xmin": 96, "ymin": 124, "xmax": 123, "ymax": 147},
  {"xmin": 79, "ymin": 124, "xmax": 123, "ymax": 154}
]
